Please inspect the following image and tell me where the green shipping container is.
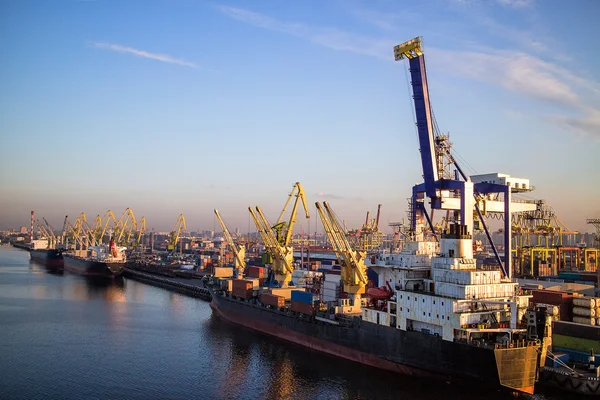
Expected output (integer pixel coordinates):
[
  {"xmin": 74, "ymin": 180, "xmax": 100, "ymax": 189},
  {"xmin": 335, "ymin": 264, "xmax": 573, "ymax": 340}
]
[{"xmin": 552, "ymin": 333, "xmax": 600, "ymax": 353}]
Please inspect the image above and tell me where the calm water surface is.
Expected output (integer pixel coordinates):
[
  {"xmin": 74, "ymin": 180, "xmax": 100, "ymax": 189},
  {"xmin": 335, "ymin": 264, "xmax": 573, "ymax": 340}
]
[{"xmin": 0, "ymin": 246, "xmax": 572, "ymax": 399}]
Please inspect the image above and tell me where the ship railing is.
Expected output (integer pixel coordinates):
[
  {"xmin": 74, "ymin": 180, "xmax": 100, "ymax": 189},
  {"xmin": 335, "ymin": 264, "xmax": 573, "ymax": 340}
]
[{"xmin": 494, "ymin": 340, "xmax": 539, "ymax": 350}]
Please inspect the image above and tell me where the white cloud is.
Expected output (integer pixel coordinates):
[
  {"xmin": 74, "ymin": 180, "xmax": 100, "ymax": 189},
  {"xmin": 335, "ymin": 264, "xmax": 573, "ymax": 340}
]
[
  {"xmin": 549, "ymin": 108, "xmax": 600, "ymax": 140},
  {"xmin": 497, "ymin": 0, "xmax": 535, "ymax": 8},
  {"xmin": 218, "ymin": 5, "xmax": 600, "ymax": 138},
  {"xmin": 91, "ymin": 42, "xmax": 197, "ymax": 68},
  {"xmin": 217, "ymin": 6, "xmax": 392, "ymax": 60},
  {"xmin": 432, "ymin": 48, "xmax": 600, "ymax": 138}
]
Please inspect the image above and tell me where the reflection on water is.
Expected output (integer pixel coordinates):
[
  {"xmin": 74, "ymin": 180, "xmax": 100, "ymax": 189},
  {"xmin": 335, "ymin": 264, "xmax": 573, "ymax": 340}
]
[{"xmin": 81, "ymin": 276, "xmax": 127, "ymax": 302}]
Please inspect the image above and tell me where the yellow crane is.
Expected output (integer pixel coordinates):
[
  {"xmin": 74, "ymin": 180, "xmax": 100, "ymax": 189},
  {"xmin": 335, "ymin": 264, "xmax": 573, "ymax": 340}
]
[
  {"xmin": 315, "ymin": 201, "xmax": 368, "ymax": 313},
  {"xmin": 248, "ymin": 182, "xmax": 310, "ymax": 287},
  {"xmin": 114, "ymin": 208, "xmax": 137, "ymax": 247},
  {"xmin": 249, "ymin": 206, "xmax": 294, "ymax": 286},
  {"xmin": 65, "ymin": 212, "xmax": 91, "ymax": 250},
  {"xmin": 90, "ymin": 210, "xmax": 117, "ymax": 246},
  {"xmin": 272, "ymin": 182, "xmax": 310, "ymax": 246},
  {"xmin": 132, "ymin": 216, "xmax": 146, "ymax": 249},
  {"xmin": 214, "ymin": 209, "xmax": 246, "ymax": 277},
  {"xmin": 34, "ymin": 218, "xmax": 56, "ymax": 248},
  {"xmin": 167, "ymin": 214, "xmax": 186, "ymax": 251}
]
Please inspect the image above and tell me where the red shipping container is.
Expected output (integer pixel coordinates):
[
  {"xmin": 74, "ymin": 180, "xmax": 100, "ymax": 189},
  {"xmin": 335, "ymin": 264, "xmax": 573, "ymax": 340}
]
[
  {"xmin": 260, "ymin": 293, "xmax": 285, "ymax": 308},
  {"xmin": 232, "ymin": 279, "xmax": 252, "ymax": 291},
  {"xmin": 232, "ymin": 287, "xmax": 253, "ymax": 299},
  {"xmin": 530, "ymin": 290, "xmax": 575, "ymax": 321},
  {"xmin": 258, "ymin": 277, "xmax": 266, "ymax": 286},
  {"xmin": 247, "ymin": 266, "xmax": 265, "ymax": 278},
  {"xmin": 291, "ymin": 301, "xmax": 314, "ymax": 315}
]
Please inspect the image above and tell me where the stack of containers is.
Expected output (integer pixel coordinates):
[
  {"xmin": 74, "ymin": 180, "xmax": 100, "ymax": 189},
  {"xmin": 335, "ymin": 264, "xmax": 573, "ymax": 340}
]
[
  {"xmin": 232, "ymin": 279, "xmax": 254, "ymax": 299},
  {"xmin": 530, "ymin": 290, "xmax": 576, "ymax": 321},
  {"xmin": 291, "ymin": 290, "xmax": 314, "ymax": 315},
  {"xmin": 572, "ymin": 297, "xmax": 597, "ymax": 326},
  {"xmin": 246, "ymin": 266, "xmax": 266, "ymax": 286},
  {"xmin": 323, "ymin": 271, "xmax": 341, "ymax": 302}
]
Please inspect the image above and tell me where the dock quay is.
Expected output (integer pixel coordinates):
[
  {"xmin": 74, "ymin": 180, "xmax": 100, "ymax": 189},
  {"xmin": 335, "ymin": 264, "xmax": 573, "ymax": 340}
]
[{"xmin": 123, "ymin": 268, "xmax": 211, "ymax": 301}]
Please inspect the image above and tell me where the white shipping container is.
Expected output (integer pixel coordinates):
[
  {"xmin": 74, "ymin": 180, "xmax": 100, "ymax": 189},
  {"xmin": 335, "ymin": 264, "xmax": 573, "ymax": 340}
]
[
  {"xmin": 435, "ymin": 282, "xmax": 516, "ymax": 300},
  {"xmin": 573, "ymin": 297, "xmax": 596, "ymax": 308}
]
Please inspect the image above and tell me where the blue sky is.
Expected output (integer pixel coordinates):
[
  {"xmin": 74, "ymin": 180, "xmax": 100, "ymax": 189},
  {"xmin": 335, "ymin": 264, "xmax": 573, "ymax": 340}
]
[{"xmin": 1, "ymin": 0, "xmax": 598, "ymax": 234}]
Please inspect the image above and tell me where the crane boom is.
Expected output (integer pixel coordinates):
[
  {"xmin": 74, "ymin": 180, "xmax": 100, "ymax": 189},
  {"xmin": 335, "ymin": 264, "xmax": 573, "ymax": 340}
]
[
  {"xmin": 167, "ymin": 214, "xmax": 186, "ymax": 251},
  {"xmin": 394, "ymin": 37, "xmax": 438, "ymax": 199},
  {"xmin": 249, "ymin": 206, "xmax": 294, "ymax": 286},
  {"xmin": 315, "ymin": 202, "xmax": 368, "ymax": 313},
  {"xmin": 214, "ymin": 209, "xmax": 246, "ymax": 276},
  {"xmin": 273, "ymin": 182, "xmax": 310, "ymax": 246}
]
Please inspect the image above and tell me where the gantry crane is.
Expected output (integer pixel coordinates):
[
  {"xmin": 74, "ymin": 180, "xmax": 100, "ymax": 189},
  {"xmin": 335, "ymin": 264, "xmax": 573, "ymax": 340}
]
[
  {"xmin": 316, "ymin": 201, "xmax": 368, "ymax": 313},
  {"xmin": 214, "ymin": 209, "xmax": 246, "ymax": 277},
  {"xmin": 167, "ymin": 214, "xmax": 187, "ymax": 252},
  {"xmin": 248, "ymin": 182, "xmax": 310, "ymax": 287},
  {"xmin": 394, "ymin": 36, "xmax": 540, "ymax": 278}
]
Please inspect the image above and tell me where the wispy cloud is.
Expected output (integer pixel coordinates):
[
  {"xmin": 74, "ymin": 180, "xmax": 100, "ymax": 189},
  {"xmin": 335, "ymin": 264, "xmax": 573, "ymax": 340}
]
[
  {"xmin": 316, "ymin": 192, "xmax": 344, "ymax": 200},
  {"xmin": 433, "ymin": 48, "xmax": 600, "ymax": 138},
  {"xmin": 218, "ymin": 5, "xmax": 599, "ymax": 138},
  {"xmin": 91, "ymin": 42, "xmax": 197, "ymax": 68},
  {"xmin": 496, "ymin": 0, "xmax": 534, "ymax": 8},
  {"xmin": 217, "ymin": 6, "xmax": 392, "ymax": 59}
]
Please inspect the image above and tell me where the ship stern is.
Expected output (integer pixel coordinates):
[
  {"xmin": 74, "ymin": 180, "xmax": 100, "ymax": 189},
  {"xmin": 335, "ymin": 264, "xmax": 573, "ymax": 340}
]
[{"xmin": 494, "ymin": 344, "xmax": 539, "ymax": 394}]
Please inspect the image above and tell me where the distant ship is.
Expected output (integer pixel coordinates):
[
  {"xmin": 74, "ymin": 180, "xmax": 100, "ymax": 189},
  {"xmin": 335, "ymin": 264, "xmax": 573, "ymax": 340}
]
[
  {"xmin": 63, "ymin": 239, "xmax": 126, "ymax": 278},
  {"xmin": 28, "ymin": 239, "xmax": 64, "ymax": 269}
]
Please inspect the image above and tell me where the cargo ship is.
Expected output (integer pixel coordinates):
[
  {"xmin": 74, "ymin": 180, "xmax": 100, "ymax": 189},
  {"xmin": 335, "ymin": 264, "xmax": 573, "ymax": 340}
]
[
  {"xmin": 209, "ymin": 224, "xmax": 543, "ymax": 394},
  {"xmin": 28, "ymin": 239, "xmax": 64, "ymax": 269},
  {"xmin": 63, "ymin": 239, "xmax": 126, "ymax": 278}
]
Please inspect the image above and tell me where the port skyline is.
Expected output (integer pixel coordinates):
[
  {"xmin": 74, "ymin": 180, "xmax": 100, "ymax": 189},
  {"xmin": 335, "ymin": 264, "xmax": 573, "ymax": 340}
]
[{"xmin": 1, "ymin": 0, "xmax": 598, "ymax": 233}]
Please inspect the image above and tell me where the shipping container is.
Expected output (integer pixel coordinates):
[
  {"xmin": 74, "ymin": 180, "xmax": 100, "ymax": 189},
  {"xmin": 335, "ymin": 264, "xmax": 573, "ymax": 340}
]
[
  {"xmin": 267, "ymin": 287, "xmax": 304, "ymax": 300},
  {"xmin": 552, "ymin": 333, "xmax": 600, "ymax": 353},
  {"xmin": 232, "ymin": 287, "xmax": 253, "ymax": 299},
  {"xmin": 260, "ymin": 293, "xmax": 285, "ymax": 308},
  {"xmin": 247, "ymin": 266, "xmax": 265, "ymax": 279},
  {"xmin": 214, "ymin": 267, "xmax": 234, "ymax": 278},
  {"xmin": 291, "ymin": 290, "xmax": 314, "ymax": 304},
  {"xmin": 291, "ymin": 300, "xmax": 314, "ymax": 315},
  {"xmin": 531, "ymin": 290, "xmax": 575, "ymax": 321},
  {"xmin": 232, "ymin": 279, "xmax": 253, "ymax": 291},
  {"xmin": 553, "ymin": 320, "xmax": 600, "ymax": 341}
]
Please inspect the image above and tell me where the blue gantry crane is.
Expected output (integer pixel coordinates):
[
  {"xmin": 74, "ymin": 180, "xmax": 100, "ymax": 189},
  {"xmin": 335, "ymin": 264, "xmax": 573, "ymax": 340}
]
[{"xmin": 394, "ymin": 37, "xmax": 538, "ymax": 278}]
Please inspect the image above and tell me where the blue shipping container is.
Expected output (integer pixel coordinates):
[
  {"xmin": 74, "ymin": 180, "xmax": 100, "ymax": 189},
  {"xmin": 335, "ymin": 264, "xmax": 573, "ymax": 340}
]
[{"xmin": 291, "ymin": 290, "xmax": 313, "ymax": 304}]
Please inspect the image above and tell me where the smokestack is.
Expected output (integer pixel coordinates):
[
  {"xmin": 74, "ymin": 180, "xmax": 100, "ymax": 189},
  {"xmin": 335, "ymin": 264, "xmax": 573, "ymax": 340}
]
[{"xmin": 30, "ymin": 211, "xmax": 34, "ymax": 242}]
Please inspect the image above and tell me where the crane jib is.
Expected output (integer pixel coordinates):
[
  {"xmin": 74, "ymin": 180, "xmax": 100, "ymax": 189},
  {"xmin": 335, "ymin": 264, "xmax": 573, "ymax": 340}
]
[{"xmin": 408, "ymin": 55, "xmax": 438, "ymax": 199}]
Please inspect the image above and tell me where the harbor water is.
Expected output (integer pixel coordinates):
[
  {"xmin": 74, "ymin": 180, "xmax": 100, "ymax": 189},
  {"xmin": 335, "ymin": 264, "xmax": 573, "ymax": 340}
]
[{"xmin": 0, "ymin": 246, "xmax": 569, "ymax": 399}]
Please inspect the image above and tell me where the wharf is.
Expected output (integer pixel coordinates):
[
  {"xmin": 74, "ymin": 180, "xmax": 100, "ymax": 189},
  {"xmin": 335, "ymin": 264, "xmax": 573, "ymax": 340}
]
[
  {"xmin": 123, "ymin": 268, "xmax": 211, "ymax": 301},
  {"xmin": 11, "ymin": 242, "xmax": 31, "ymax": 251}
]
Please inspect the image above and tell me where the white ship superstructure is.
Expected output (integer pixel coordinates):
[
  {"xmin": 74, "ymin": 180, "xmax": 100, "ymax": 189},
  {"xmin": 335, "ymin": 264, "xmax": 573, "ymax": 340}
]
[{"xmin": 366, "ymin": 224, "xmax": 530, "ymax": 345}]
